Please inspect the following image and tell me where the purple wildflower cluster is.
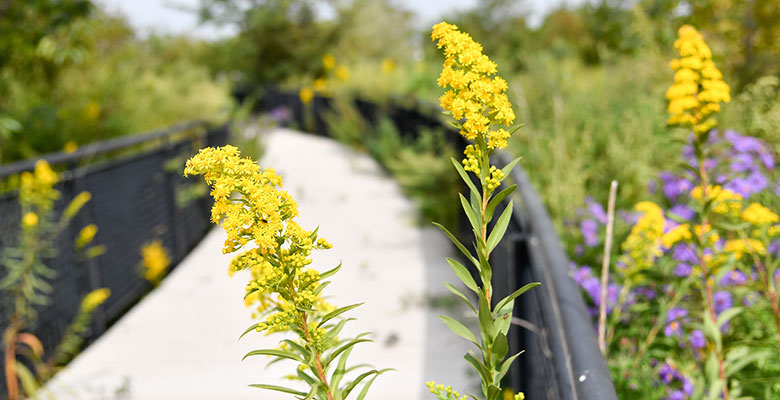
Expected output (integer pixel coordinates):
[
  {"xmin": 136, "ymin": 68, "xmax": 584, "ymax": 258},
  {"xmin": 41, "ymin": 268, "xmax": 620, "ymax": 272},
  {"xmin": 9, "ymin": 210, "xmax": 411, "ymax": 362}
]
[
  {"xmin": 658, "ymin": 363, "xmax": 694, "ymax": 400},
  {"xmin": 655, "ymin": 130, "xmax": 776, "ymax": 200},
  {"xmin": 568, "ymin": 129, "xmax": 778, "ymax": 390}
]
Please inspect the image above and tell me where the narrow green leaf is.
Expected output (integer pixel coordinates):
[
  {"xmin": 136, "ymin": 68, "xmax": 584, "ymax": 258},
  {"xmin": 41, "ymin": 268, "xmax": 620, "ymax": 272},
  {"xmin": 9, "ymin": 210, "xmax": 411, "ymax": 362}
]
[
  {"xmin": 464, "ymin": 352, "xmax": 491, "ymax": 383},
  {"xmin": 447, "ymin": 120, "xmax": 463, "ymax": 130},
  {"xmin": 499, "ymin": 157, "xmax": 522, "ymax": 182},
  {"xmin": 725, "ymin": 349, "xmax": 771, "ymax": 376},
  {"xmin": 318, "ymin": 303, "xmax": 364, "ymax": 328},
  {"xmin": 249, "ymin": 384, "xmax": 308, "ymax": 396},
  {"xmin": 356, "ymin": 374, "xmax": 381, "ymax": 400},
  {"xmin": 703, "ymin": 313, "xmax": 722, "ymax": 352},
  {"xmin": 320, "ymin": 262, "xmax": 342, "ymax": 280},
  {"xmin": 492, "ymin": 332, "xmax": 509, "ymax": 363},
  {"xmin": 497, "ymin": 351, "xmax": 524, "ymax": 380},
  {"xmin": 243, "ymin": 348, "xmax": 302, "ymax": 362},
  {"xmin": 440, "ymin": 315, "xmax": 479, "ymax": 346},
  {"xmin": 486, "ymin": 200, "xmax": 513, "ymax": 255},
  {"xmin": 282, "ymin": 339, "xmax": 310, "ymax": 360},
  {"xmin": 302, "ymin": 382, "xmax": 320, "ymax": 400},
  {"xmin": 434, "ymin": 222, "xmax": 478, "ymax": 268},
  {"xmin": 446, "ymin": 258, "xmax": 479, "ymax": 294},
  {"xmin": 478, "ymin": 293, "xmax": 495, "ymax": 346},
  {"xmin": 485, "ymin": 184, "xmax": 516, "ymax": 222},
  {"xmin": 343, "ymin": 368, "xmax": 393, "ymax": 399},
  {"xmin": 451, "ymin": 157, "xmax": 480, "ymax": 199},
  {"xmin": 313, "ymin": 280, "xmax": 331, "ymax": 295},
  {"xmin": 323, "ymin": 318, "xmax": 356, "ymax": 344},
  {"xmin": 444, "ymin": 282, "xmax": 477, "ymax": 314},
  {"xmin": 460, "ymin": 193, "xmax": 481, "ymax": 236},
  {"xmin": 508, "ymin": 123, "xmax": 524, "ymax": 135},
  {"xmin": 296, "ymin": 368, "xmax": 318, "ymax": 386},
  {"xmin": 330, "ymin": 346, "xmax": 353, "ymax": 393},
  {"xmin": 238, "ymin": 322, "xmax": 262, "ymax": 340},
  {"xmin": 326, "ymin": 338, "xmax": 373, "ymax": 365},
  {"xmin": 495, "ymin": 299, "xmax": 514, "ymax": 336},
  {"xmin": 493, "ymin": 283, "xmax": 540, "ymax": 318},
  {"xmin": 487, "ymin": 385, "xmax": 501, "ymax": 399},
  {"xmin": 715, "ymin": 307, "xmax": 743, "ymax": 330}
]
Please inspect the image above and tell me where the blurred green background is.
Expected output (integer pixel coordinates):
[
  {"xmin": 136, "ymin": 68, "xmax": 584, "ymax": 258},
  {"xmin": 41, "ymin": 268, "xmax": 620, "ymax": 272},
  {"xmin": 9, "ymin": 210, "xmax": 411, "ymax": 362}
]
[{"xmin": 1, "ymin": 0, "xmax": 778, "ymax": 226}]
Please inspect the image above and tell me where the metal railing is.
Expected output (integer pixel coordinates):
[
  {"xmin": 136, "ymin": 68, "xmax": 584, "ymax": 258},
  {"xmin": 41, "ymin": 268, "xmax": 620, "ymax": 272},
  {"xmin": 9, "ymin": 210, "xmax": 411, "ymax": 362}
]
[{"xmin": 0, "ymin": 121, "xmax": 229, "ymax": 392}]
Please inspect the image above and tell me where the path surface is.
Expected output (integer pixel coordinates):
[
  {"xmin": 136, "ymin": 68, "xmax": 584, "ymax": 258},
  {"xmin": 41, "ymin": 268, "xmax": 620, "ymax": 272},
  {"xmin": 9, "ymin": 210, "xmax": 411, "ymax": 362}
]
[{"xmin": 46, "ymin": 128, "xmax": 475, "ymax": 400}]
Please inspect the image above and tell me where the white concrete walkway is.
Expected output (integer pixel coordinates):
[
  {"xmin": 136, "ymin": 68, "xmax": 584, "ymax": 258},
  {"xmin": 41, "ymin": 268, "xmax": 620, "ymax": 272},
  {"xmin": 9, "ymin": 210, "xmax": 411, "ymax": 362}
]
[{"xmin": 45, "ymin": 128, "xmax": 475, "ymax": 400}]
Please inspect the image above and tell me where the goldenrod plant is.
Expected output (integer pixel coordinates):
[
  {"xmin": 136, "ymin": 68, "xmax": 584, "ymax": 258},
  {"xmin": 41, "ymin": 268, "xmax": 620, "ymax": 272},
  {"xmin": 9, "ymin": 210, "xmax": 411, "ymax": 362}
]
[
  {"xmin": 428, "ymin": 22, "xmax": 539, "ymax": 400},
  {"xmin": 185, "ymin": 146, "xmax": 390, "ymax": 400},
  {"xmin": 140, "ymin": 240, "xmax": 172, "ymax": 286},
  {"xmin": 0, "ymin": 160, "xmax": 108, "ymax": 400}
]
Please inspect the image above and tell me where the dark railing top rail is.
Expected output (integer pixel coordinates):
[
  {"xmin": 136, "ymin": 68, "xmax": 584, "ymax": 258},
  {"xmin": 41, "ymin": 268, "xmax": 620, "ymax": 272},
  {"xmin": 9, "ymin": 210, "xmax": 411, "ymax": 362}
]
[
  {"xmin": 0, "ymin": 120, "xmax": 208, "ymax": 178},
  {"xmin": 497, "ymin": 151, "xmax": 618, "ymax": 400}
]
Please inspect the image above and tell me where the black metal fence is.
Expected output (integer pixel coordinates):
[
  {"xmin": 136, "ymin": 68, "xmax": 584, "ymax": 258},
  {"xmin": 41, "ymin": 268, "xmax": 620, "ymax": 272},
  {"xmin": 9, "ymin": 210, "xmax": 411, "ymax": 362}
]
[
  {"xmin": 244, "ymin": 87, "xmax": 618, "ymax": 399},
  {"xmin": 0, "ymin": 121, "xmax": 229, "ymax": 393}
]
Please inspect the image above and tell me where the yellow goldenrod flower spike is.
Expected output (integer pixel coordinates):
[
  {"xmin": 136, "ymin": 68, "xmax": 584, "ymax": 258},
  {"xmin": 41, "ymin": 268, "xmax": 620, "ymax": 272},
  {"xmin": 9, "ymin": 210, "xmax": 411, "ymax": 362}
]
[
  {"xmin": 81, "ymin": 288, "xmax": 110, "ymax": 312},
  {"xmin": 75, "ymin": 224, "xmax": 98, "ymax": 249},
  {"xmin": 22, "ymin": 212, "xmax": 38, "ymax": 227},
  {"xmin": 667, "ymin": 25, "xmax": 730, "ymax": 136},
  {"xmin": 431, "ymin": 22, "xmax": 515, "ymax": 150},
  {"xmin": 620, "ymin": 201, "xmax": 665, "ymax": 281},
  {"xmin": 742, "ymin": 203, "xmax": 779, "ymax": 226},
  {"xmin": 141, "ymin": 240, "xmax": 171, "ymax": 285},
  {"xmin": 299, "ymin": 87, "xmax": 314, "ymax": 105}
]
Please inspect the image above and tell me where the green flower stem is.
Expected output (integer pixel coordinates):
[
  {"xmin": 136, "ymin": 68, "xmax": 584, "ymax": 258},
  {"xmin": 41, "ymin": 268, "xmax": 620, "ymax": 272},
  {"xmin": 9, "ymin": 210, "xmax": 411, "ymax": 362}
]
[
  {"xmin": 694, "ymin": 141, "xmax": 730, "ymax": 400},
  {"xmin": 289, "ymin": 282, "xmax": 335, "ymax": 400}
]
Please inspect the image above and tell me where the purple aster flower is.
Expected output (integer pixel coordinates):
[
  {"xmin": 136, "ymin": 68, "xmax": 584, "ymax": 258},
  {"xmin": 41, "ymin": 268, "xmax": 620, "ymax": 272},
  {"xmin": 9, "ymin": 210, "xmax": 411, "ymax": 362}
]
[
  {"xmin": 771, "ymin": 241, "xmax": 780, "ymax": 256},
  {"xmin": 674, "ymin": 263, "xmax": 692, "ymax": 277},
  {"xmin": 730, "ymin": 153, "xmax": 756, "ymax": 173},
  {"xmin": 682, "ymin": 377, "xmax": 694, "ymax": 396},
  {"xmin": 586, "ymin": 197, "xmax": 607, "ymax": 224},
  {"xmin": 667, "ymin": 390, "xmax": 685, "ymax": 400},
  {"xmin": 634, "ymin": 286, "xmax": 656, "ymax": 300},
  {"xmin": 671, "ymin": 243, "xmax": 698, "ymax": 264},
  {"xmin": 659, "ymin": 363, "xmax": 675, "ymax": 384},
  {"xmin": 758, "ymin": 150, "xmax": 775, "ymax": 169},
  {"xmin": 665, "ymin": 308, "xmax": 688, "ymax": 337},
  {"xmin": 572, "ymin": 266, "xmax": 592, "ymax": 285},
  {"xmin": 690, "ymin": 330, "xmax": 706, "ymax": 349},
  {"xmin": 746, "ymin": 171, "xmax": 768, "ymax": 194},
  {"xmin": 581, "ymin": 219, "xmax": 600, "ymax": 247},
  {"xmin": 725, "ymin": 177, "xmax": 750, "ymax": 196},
  {"xmin": 726, "ymin": 130, "xmax": 763, "ymax": 153},
  {"xmin": 713, "ymin": 291, "xmax": 733, "ymax": 315},
  {"xmin": 619, "ymin": 210, "xmax": 640, "ymax": 224},
  {"xmin": 659, "ymin": 172, "xmax": 694, "ymax": 201},
  {"xmin": 720, "ymin": 270, "xmax": 747, "ymax": 286},
  {"xmin": 669, "ymin": 205, "xmax": 695, "ymax": 221},
  {"xmin": 269, "ymin": 106, "xmax": 291, "ymax": 124},
  {"xmin": 582, "ymin": 277, "xmax": 601, "ymax": 302}
]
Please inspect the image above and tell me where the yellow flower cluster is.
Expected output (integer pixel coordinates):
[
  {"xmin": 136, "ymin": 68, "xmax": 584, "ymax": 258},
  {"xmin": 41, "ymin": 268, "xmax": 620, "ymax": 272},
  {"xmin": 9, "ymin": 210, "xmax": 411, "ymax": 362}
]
[
  {"xmin": 186, "ymin": 146, "xmax": 335, "ymax": 342},
  {"xmin": 20, "ymin": 160, "xmax": 59, "ymax": 214},
  {"xmin": 432, "ymin": 22, "xmax": 515, "ymax": 150},
  {"xmin": 621, "ymin": 202, "xmax": 665, "ymax": 281},
  {"xmin": 185, "ymin": 145, "xmax": 299, "ymax": 255},
  {"xmin": 723, "ymin": 238, "xmax": 767, "ymax": 260},
  {"xmin": 141, "ymin": 240, "xmax": 171, "ymax": 284},
  {"xmin": 662, "ymin": 223, "xmax": 692, "ymax": 248},
  {"xmin": 22, "ymin": 212, "xmax": 38, "ymax": 228},
  {"xmin": 742, "ymin": 203, "xmax": 779, "ymax": 226},
  {"xmin": 75, "ymin": 224, "xmax": 98, "ymax": 250},
  {"xmin": 691, "ymin": 185, "xmax": 742, "ymax": 216},
  {"xmin": 425, "ymin": 381, "xmax": 468, "ymax": 400},
  {"xmin": 667, "ymin": 25, "xmax": 731, "ymax": 135},
  {"xmin": 81, "ymin": 288, "xmax": 111, "ymax": 312}
]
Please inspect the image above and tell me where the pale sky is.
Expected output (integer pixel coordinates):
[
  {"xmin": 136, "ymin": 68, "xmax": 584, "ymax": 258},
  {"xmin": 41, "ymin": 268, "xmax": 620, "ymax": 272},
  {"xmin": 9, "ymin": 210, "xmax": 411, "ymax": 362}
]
[{"xmin": 96, "ymin": 0, "xmax": 582, "ymax": 39}]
